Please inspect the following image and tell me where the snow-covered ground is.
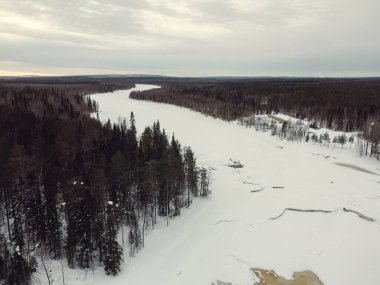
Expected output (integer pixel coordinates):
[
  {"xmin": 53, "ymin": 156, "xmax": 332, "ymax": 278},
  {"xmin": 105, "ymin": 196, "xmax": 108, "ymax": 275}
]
[
  {"xmin": 36, "ymin": 84, "xmax": 380, "ymax": 285},
  {"xmin": 254, "ymin": 112, "xmax": 358, "ymax": 141}
]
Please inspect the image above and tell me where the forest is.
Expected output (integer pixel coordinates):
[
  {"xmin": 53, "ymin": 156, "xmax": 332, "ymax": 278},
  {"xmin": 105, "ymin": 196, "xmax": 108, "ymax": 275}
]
[
  {"xmin": 0, "ymin": 81, "xmax": 210, "ymax": 284},
  {"xmin": 130, "ymin": 78, "xmax": 380, "ymax": 132}
]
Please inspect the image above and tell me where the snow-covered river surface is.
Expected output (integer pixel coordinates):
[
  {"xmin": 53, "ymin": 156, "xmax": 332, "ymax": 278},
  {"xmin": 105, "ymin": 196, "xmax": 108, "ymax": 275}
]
[{"xmin": 47, "ymin": 85, "xmax": 380, "ymax": 284}]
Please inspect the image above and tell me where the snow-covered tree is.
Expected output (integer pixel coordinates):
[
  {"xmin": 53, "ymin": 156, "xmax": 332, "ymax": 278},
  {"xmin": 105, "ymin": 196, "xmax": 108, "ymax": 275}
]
[
  {"xmin": 199, "ymin": 167, "xmax": 211, "ymax": 197},
  {"xmin": 322, "ymin": 132, "xmax": 330, "ymax": 145},
  {"xmin": 338, "ymin": 134, "xmax": 348, "ymax": 148},
  {"xmin": 348, "ymin": 135, "xmax": 355, "ymax": 148}
]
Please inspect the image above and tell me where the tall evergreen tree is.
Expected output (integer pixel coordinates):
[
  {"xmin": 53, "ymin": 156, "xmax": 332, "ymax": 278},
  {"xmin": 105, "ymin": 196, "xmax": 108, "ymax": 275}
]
[
  {"xmin": 184, "ymin": 147, "xmax": 198, "ymax": 205},
  {"xmin": 103, "ymin": 202, "xmax": 123, "ymax": 276}
]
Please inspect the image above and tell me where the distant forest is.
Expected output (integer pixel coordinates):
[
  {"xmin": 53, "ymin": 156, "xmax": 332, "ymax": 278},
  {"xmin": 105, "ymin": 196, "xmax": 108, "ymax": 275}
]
[
  {"xmin": 0, "ymin": 81, "xmax": 210, "ymax": 284},
  {"xmin": 130, "ymin": 78, "xmax": 380, "ymax": 132}
]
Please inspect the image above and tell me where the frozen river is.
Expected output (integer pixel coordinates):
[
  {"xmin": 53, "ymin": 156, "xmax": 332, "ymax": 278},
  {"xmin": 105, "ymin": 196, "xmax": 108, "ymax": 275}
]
[{"xmin": 54, "ymin": 84, "xmax": 380, "ymax": 285}]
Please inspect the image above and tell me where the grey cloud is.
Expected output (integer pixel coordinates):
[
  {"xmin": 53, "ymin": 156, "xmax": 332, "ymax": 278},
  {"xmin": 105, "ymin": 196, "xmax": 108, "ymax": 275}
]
[{"xmin": 0, "ymin": 0, "xmax": 379, "ymax": 76}]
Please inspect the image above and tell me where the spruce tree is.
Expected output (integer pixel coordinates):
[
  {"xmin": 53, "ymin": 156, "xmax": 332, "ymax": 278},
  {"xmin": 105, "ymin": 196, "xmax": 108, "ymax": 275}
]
[
  {"xmin": 103, "ymin": 203, "xmax": 123, "ymax": 276},
  {"xmin": 199, "ymin": 167, "xmax": 210, "ymax": 197},
  {"xmin": 338, "ymin": 134, "xmax": 348, "ymax": 148},
  {"xmin": 128, "ymin": 209, "xmax": 141, "ymax": 257},
  {"xmin": 184, "ymin": 147, "xmax": 198, "ymax": 204}
]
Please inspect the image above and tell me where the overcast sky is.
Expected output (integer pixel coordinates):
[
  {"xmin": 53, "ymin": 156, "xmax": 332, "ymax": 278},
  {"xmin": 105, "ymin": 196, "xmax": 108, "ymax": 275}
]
[{"xmin": 0, "ymin": 0, "xmax": 379, "ymax": 77}]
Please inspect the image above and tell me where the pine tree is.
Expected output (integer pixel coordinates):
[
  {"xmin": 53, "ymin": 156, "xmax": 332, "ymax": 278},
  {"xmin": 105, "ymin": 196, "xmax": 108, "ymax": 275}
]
[
  {"xmin": 184, "ymin": 147, "xmax": 198, "ymax": 205},
  {"xmin": 199, "ymin": 167, "xmax": 211, "ymax": 197},
  {"xmin": 348, "ymin": 134, "xmax": 355, "ymax": 148},
  {"xmin": 7, "ymin": 144, "xmax": 31, "ymax": 269},
  {"xmin": 109, "ymin": 151, "xmax": 128, "ymax": 204},
  {"xmin": 318, "ymin": 134, "xmax": 323, "ymax": 145},
  {"xmin": 128, "ymin": 209, "xmax": 141, "ymax": 257},
  {"xmin": 103, "ymin": 202, "xmax": 123, "ymax": 276},
  {"xmin": 270, "ymin": 123, "xmax": 277, "ymax": 136},
  {"xmin": 338, "ymin": 134, "xmax": 347, "ymax": 148},
  {"xmin": 170, "ymin": 135, "xmax": 184, "ymax": 216},
  {"xmin": 0, "ymin": 233, "xmax": 10, "ymax": 284},
  {"xmin": 126, "ymin": 112, "xmax": 138, "ymax": 173},
  {"xmin": 139, "ymin": 126, "xmax": 153, "ymax": 162},
  {"xmin": 322, "ymin": 132, "xmax": 330, "ymax": 145},
  {"xmin": 281, "ymin": 121, "xmax": 288, "ymax": 137},
  {"xmin": 44, "ymin": 174, "xmax": 62, "ymax": 259},
  {"xmin": 7, "ymin": 247, "xmax": 37, "ymax": 285},
  {"xmin": 90, "ymin": 166, "xmax": 107, "ymax": 263},
  {"xmin": 158, "ymin": 144, "xmax": 173, "ymax": 219}
]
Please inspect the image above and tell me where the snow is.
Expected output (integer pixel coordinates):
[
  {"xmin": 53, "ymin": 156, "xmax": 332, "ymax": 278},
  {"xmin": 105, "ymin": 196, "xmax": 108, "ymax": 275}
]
[
  {"xmin": 36, "ymin": 84, "xmax": 380, "ymax": 285},
  {"xmin": 308, "ymin": 126, "xmax": 357, "ymax": 141},
  {"xmin": 269, "ymin": 113, "xmax": 307, "ymax": 125},
  {"xmin": 254, "ymin": 112, "xmax": 358, "ymax": 142}
]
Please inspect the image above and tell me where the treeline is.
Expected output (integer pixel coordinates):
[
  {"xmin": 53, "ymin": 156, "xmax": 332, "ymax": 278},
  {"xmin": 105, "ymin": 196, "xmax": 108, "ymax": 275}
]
[
  {"xmin": 1, "ymin": 80, "xmax": 134, "ymax": 95},
  {"xmin": 0, "ymin": 84, "xmax": 99, "ymax": 120},
  {"xmin": 0, "ymin": 85, "xmax": 210, "ymax": 284},
  {"xmin": 130, "ymin": 78, "xmax": 380, "ymax": 132}
]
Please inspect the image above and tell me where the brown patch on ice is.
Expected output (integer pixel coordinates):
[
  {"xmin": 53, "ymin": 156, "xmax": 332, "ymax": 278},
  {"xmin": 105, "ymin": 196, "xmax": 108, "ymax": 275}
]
[
  {"xmin": 335, "ymin": 163, "xmax": 378, "ymax": 175},
  {"xmin": 252, "ymin": 268, "xmax": 324, "ymax": 285}
]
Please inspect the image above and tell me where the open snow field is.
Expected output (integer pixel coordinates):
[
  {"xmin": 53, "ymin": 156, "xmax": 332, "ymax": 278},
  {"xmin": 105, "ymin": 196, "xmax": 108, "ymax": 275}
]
[{"xmin": 37, "ymin": 84, "xmax": 380, "ymax": 285}]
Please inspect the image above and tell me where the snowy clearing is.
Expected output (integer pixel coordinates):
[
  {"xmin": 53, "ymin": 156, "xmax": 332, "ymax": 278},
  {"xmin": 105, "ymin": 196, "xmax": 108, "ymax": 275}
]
[{"xmin": 36, "ymin": 84, "xmax": 380, "ymax": 285}]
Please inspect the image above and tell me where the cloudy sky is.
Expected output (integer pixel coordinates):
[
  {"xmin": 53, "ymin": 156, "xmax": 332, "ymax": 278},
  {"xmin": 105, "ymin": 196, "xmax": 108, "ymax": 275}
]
[{"xmin": 0, "ymin": 0, "xmax": 379, "ymax": 76}]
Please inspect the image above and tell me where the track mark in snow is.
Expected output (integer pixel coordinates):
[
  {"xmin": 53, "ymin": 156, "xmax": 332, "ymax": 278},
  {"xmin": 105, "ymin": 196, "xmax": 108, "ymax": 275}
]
[
  {"xmin": 270, "ymin": 208, "xmax": 334, "ymax": 220},
  {"xmin": 242, "ymin": 178, "xmax": 265, "ymax": 192},
  {"xmin": 229, "ymin": 254, "xmax": 252, "ymax": 268},
  {"xmin": 243, "ymin": 181, "xmax": 260, "ymax": 185},
  {"xmin": 343, "ymin": 208, "xmax": 376, "ymax": 222},
  {"xmin": 270, "ymin": 207, "xmax": 378, "ymax": 225},
  {"xmin": 335, "ymin": 163, "xmax": 378, "ymax": 175},
  {"xmin": 215, "ymin": 219, "xmax": 234, "ymax": 225},
  {"xmin": 251, "ymin": 188, "xmax": 264, "ymax": 193},
  {"xmin": 248, "ymin": 224, "xmax": 256, "ymax": 230},
  {"xmin": 366, "ymin": 196, "xmax": 380, "ymax": 200},
  {"xmin": 312, "ymin": 153, "xmax": 336, "ymax": 159}
]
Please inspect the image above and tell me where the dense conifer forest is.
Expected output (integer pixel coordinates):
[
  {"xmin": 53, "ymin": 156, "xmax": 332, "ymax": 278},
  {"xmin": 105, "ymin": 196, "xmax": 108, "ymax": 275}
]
[
  {"xmin": 130, "ymin": 78, "xmax": 380, "ymax": 132},
  {"xmin": 0, "ymin": 82, "xmax": 209, "ymax": 284}
]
